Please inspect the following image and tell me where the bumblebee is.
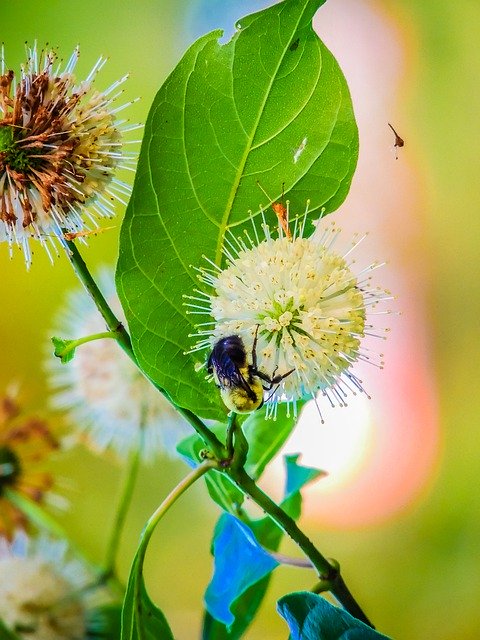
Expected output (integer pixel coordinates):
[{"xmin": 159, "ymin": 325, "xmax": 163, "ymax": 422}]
[{"xmin": 207, "ymin": 329, "xmax": 294, "ymax": 414}]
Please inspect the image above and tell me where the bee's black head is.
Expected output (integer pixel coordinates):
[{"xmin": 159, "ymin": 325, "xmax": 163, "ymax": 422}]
[{"xmin": 207, "ymin": 335, "xmax": 247, "ymax": 372}]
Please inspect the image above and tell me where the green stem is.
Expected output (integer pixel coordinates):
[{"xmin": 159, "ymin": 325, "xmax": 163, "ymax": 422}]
[
  {"xmin": 230, "ymin": 468, "xmax": 373, "ymax": 628},
  {"xmin": 133, "ymin": 459, "xmax": 217, "ymax": 580},
  {"xmin": 63, "ymin": 240, "xmax": 226, "ymax": 460},
  {"xmin": 103, "ymin": 443, "xmax": 142, "ymax": 576},
  {"xmin": 225, "ymin": 412, "xmax": 236, "ymax": 458},
  {"xmin": 57, "ymin": 330, "xmax": 118, "ymax": 359}
]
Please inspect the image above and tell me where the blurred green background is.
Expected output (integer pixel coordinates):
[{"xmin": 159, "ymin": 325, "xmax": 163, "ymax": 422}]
[{"xmin": 1, "ymin": 1, "xmax": 479, "ymax": 638}]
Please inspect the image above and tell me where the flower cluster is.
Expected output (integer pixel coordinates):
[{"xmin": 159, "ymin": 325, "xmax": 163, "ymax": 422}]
[
  {"xmin": 187, "ymin": 205, "xmax": 389, "ymax": 418},
  {"xmin": 0, "ymin": 43, "xmax": 138, "ymax": 267},
  {"xmin": 47, "ymin": 269, "xmax": 189, "ymax": 461},
  {"xmin": 0, "ymin": 533, "xmax": 91, "ymax": 640}
]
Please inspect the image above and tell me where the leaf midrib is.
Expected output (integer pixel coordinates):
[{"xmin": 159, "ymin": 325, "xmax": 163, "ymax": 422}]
[{"xmin": 214, "ymin": 3, "xmax": 312, "ymax": 266}]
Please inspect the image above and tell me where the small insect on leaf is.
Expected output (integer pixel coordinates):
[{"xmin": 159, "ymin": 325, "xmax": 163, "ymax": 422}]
[
  {"xmin": 388, "ymin": 122, "xmax": 404, "ymax": 160},
  {"xmin": 289, "ymin": 38, "xmax": 300, "ymax": 52},
  {"xmin": 63, "ymin": 225, "xmax": 116, "ymax": 241}
]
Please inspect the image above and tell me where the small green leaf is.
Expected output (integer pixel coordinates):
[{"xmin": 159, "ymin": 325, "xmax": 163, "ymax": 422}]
[
  {"xmin": 51, "ymin": 336, "xmax": 76, "ymax": 363},
  {"xmin": 121, "ymin": 556, "xmax": 174, "ymax": 640},
  {"xmin": 277, "ymin": 592, "xmax": 392, "ymax": 640},
  {"xmin": 116, "ymin": 0, "xmax": 358, "ymax": 420}
]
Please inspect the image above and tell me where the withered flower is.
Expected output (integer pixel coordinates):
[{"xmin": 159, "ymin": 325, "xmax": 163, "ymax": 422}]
[
  {"xmin": 0, "ymin": 43, "xmax": 138, "ymax": 267},
  {"xmin": 0, "ymin": 390, "xmax": 59, "ymax": 539}
]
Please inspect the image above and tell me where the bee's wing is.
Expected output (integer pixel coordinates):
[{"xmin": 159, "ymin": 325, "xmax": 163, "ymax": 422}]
[{"xmin": 214, "ymin": 354, "xmax": 252, "ymax": 394}]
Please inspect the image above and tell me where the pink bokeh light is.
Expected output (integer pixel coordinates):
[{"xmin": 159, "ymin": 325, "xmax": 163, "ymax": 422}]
[{"xmin": 263, "ymin": 0, "xmax": 440, "ymax": 528}]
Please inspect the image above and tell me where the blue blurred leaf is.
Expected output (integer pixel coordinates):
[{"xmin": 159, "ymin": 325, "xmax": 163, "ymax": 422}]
[
  {"xmin": 205, "ymin": 514, "xmax": 280, "ymax": 627},
  {"xmin": 277, "ymin": 592, "xmax": 392, "ymax": 640}
]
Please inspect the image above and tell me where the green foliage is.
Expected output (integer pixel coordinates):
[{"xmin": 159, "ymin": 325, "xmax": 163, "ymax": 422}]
[
  {"xmin": 51, "ymin": 336, "xmax": 76, "ymax": 364},
  {"xmin": 116, "ymin": 0, "xmax": 358, "ymax": 420},
  {"xmin": 243, "ymin": 400, "xmax": 307, "ymax": 479},
  {"xmin": 277, "ymin": 593, "xmax": 392, "ymax": 640},
  {"xmin": 87, "ymin": 604, "xmax": 122, "ymax": 639},
  {"xmin": 177, "ymin": 422, "xmax": 245, "ymax": 510},
  {"xmin": 203, "ymin": 454, "xmax": 325, "ymax": 639},
  {"xmin": 0, "ymin": 619, "xmax": 21, "ymax": 640},
  {"xmin": 176, "ymin": 401, "xmax": 306, "ymax": 513}
]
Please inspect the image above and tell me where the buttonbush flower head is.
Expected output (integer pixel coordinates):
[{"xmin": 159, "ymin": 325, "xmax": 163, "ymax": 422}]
[
  {"xmin": 0, "ymin": 532, "xmax": 95, "ymax": 640},
  {"xmin": 0, "ymin": 390, "xmax": 59, "ymax": 539},
  {"xmin": 47, "ymin": 269, "xmax": 189, "ymax": 462},
  {"xmin": 0, "ymin": 43, "xmax": 139, "ymax": 267},
  {"xmin": 187, "ymin": 205, "xmax": 390, "ymax": 419}
]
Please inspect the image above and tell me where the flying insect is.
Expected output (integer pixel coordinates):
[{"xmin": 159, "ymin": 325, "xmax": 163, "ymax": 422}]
[{"xmin": 207, "ymin": 328, "xmax": 294, "ymax": 414}]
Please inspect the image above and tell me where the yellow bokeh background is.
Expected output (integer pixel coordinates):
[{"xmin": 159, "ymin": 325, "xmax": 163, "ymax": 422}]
[{"xmin": 1, "ymin": 1, "xmax": 479, "ymax": 638}]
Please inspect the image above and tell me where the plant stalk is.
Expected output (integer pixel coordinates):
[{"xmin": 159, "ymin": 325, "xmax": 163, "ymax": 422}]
[
  {"xmin": 63, "ymin": 240, "xmax": 226, "ymax": 459},
  {"xmin": 134, "ymin": 459, "xmax": 218, "ymax": 575},
  {"xmin": 230, "ymin": 467, "xmax": 373, "ymax": 628},
  {"xmin": 103, "ymin": 442, "xmax": 142, "ymax": 576}
]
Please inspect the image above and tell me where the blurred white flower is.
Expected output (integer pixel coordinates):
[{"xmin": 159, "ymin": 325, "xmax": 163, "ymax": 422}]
[
  {"xmin": 0, "ymin": 532, "xmax": 91, "ymax": 640},
  {"xmin": 0, "ymin": 43, "xmax": 140, "ymax": 268},
  {"xmin": 187, "ymin": 206, "xmax": 390, "ymax": 418},
  {"xmin": 47, "ymin": 269, "xmax": 189, "ymax": 462}
]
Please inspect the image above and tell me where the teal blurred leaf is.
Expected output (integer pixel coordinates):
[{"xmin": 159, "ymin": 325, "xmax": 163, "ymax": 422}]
[
  {"xmin": 51, "ymin": 336, "xmax": 76, "ymax": 363},
  {"xmin": 282, "ymin": 453, "xmax": 326, "ymax": 520},
  {"xmin": 205, "ymin": 513, "xmax": 279, "ymax": 627},
  {"xmin": 277, "ymin": 592, "xmax": 392, "ymax": 640},
  {"xmin": 121, "ymin": 556, "xmax": 174, "ymax": 640},
  {"xmin": 116, "ymin": 0, "xmax": 358, "ymax": 420}
]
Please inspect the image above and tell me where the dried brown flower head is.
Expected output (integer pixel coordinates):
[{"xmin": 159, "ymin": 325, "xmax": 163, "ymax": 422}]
[{"xmin": 0, "ymin": 43, "xmax": 138, "ymax": 267}]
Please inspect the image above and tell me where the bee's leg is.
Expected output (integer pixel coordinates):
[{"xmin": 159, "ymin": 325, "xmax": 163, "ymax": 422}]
[
  {"xmin": 257, "ymin": 367, "xmax": 295, "ymax": 391},
  {"xmin": 251, "ymin": 324, "xmax": 261, "ymax": 369},
  {"xmin": 271, "ymin": 368, "xmax": 295, "ymax": 385}
]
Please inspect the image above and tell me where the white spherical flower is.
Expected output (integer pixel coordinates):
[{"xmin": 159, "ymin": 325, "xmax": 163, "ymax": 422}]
[
  {"xmin": 0, "ymin": 43, "xmax": 140, "ymax": 268},
  {"xmin": 47, "ymin": 269, "xmax": 189, "ymax": 461},
  {"xmin": 0, "ymin": 532, "xmax": 91, "ymax": 640},
  {"xmin": 187, "ymin": 207, "xmax": 390, "ymax": 418}
]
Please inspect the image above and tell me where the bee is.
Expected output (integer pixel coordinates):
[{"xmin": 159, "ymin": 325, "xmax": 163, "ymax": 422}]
[{"xmin": 207, "ymin": 327, "xmax": 294, "ymax": 414}]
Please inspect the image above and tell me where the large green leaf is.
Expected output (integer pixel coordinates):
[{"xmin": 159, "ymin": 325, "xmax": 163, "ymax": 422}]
[{"xmin": 116, "ymin": 0, "xmax": 358, "ymax": 420}]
